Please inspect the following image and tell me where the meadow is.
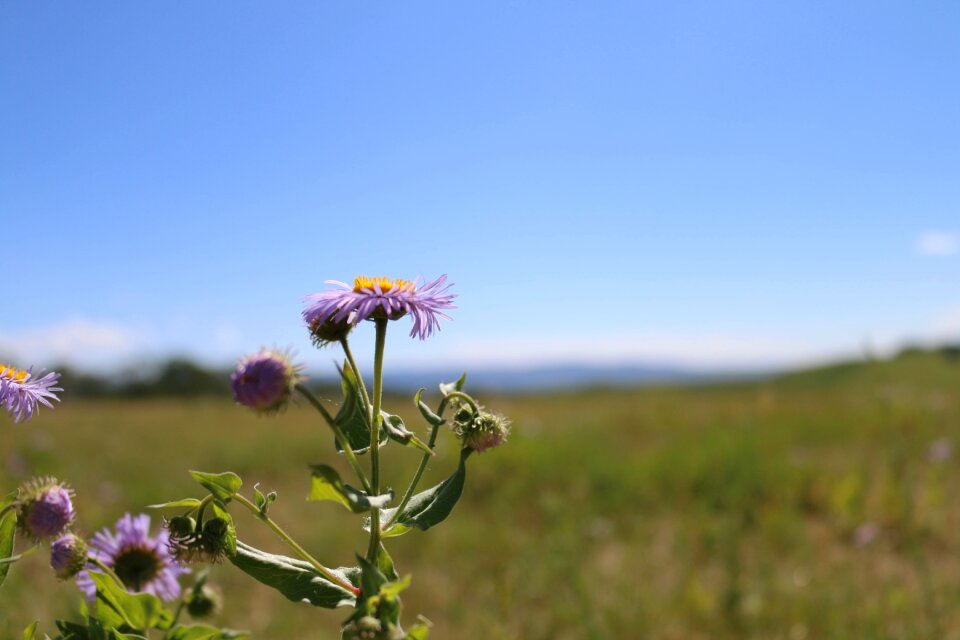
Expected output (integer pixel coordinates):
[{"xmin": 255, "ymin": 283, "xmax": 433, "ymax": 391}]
[{"xmin": 2, "ymin": 349, "xmax": 960, "ymax": 639}]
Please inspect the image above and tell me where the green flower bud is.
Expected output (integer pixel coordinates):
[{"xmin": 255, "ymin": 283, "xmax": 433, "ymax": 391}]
[{"xmin": 186, "ymin": 583, "xmax": 222, "ymax": 619}]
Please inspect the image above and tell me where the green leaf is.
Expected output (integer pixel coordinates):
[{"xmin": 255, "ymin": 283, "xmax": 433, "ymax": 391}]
[
  {"xmin": 146, "ymin": 498, "xmax": 204, "ymax": 510},
  {"xmin": 22, "ymin": 621, "xmax": 39, "ymax": 640},
  {"xmin": 166, "ymin": 625, "xmax": 248, "ymax": 640},
  {"xmin": 414, "ymin": 389, "xmax": 444, "ymax": 427},
  {"xmin": 355, "ymin": 554, "xmax": 388, "ymax": 601},
  {"xmin": 380, "ymin": 411, "xmax": 433, "ymax": 455},
  {"xmin": 380, "ymin": 449, "xmax": 471, "ymax": 537},
  {"xmin": 309, "ymin": 465, "xmax": 392, "ymax": 514},
  {"xmin": 405, "ymin": 618, "xmax": 432, "ymax": 640},
  {"xmin": 334, "ymin": 362, "xmax": 388, "ymax": 455},
  {"xmin": 377, "ymin": 543, "xmax": 399, "ymax": 582},
  {"xmin": 0, "ymin": 490, "xmax": 19, "ymax": 588},
  {"xmin": 188, "ymin": 471, "xmax": 242, "ymax": 503},
  {"xmin": 439, "ymin": 373, "xmax": 466, "ymax": 396},
  {"xmin": 88, "ymin": 571, "xmax": 173, "ymax": 630},
  {"xmin": 229, "ymin": 541, "xmax": 358, "ymax": 609}
]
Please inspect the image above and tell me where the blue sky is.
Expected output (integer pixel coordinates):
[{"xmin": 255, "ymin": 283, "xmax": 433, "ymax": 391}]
[{"xmin": 2, "ymin": 2, "xmax": 958, "ymax": 373}]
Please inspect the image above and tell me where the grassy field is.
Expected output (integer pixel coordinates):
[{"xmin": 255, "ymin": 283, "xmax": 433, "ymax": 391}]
[{"xmin": 2, "ymin": 350, "xmax": 960, "ymax": 639}]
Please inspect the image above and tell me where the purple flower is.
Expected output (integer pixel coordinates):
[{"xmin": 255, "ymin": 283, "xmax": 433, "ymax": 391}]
[
  {"xmin": 303, "ymin": 275, "xmax": 456, "ymax": 341},
  {"xmin": 0, "ymin": 363, "xmax": 61, "ymax": 424},
  {"xmin": 17, "ymin": 477, "xmax": 75, "ymax": 540},
  {"xmin": 230, "ymin": 349, "xmax": 301, "ymax": 413},
  {"xmin": 78, "ymin": 513, "xmax": 188, "ymax": 601},
  {"xmin": 51, "ymin": 533, "xmax": 88, "ymax": 580}
]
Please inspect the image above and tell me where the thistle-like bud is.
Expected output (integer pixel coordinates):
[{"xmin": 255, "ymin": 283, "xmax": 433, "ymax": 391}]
[
  {"xmin": 230, "ymin": 349, "xmax": 302, "ymax": 414},
  {"xmin": 454, "ymin": 410, "xmax": 510, "ymax": 453},
  {"xmin": 308, "ymin": 316, "xmax": 353, "ymax": 347},
  {"xmin": 17, "ymin": 477, "xmax": 75, "ymax": 540},
  {"xmin": 50, "ymin": 533, "xmax": 88, "ymax": 580},
  {"xmin": 186, "ymin": 582, "xmax": 223, "ymax": 619},
  {"xmin": 166, "ymin": 515, "xmax": 231, "ymax": 564}
]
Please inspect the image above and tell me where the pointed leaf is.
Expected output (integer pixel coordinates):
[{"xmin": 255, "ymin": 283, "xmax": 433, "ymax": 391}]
[
  {"xmin": 0, "ymin": 490, "xmax": 19, "ymax": 588},
  {"xmin": 22, "ymin": 621, "xmax": 39, "ymax": 640},
  {"xmin": 309, "ymin": 465, "xmax": 392, "ymax": 514},
  {"xmin": 209, "ymin": 502, "xmax": 237, "ymax": 557},
  {"xmin": 147, "ymin": 498, "xmax": 204, "ymax": 510},
  {"xmin": 377, "ymin": 543, "xmax": 399, "ymax": 582},
  {"xmin": 355, "ymin": 554, "xmax": 388, "ymax": 601},
  {"xmin": 381, "ymin": 411, "xmax": 433, "ymax": 455},
  {"xmin": 229, "ymin": 541, "xmax": 358, "ymax": 609},
  {"xmin": 414, "ymin": 389, "xmax": 444, "ymax": 427},
  {"xmin": 439, "ymin": 373, "xmax": 466, "ymax": 396},
  {"xmin": 189, "ymin": 471, "xmax": 242, "ymax": 503},
  {"xmin": 334, "ymin": 363, "xmax": 388, "ymax": 455},
  {"xmin": 380, "ymin": 449, "xmax": 471, "ymax": 536},
  {"xmin": 89, "ymin": 571, "xmax": 173, "ymax": 630}
]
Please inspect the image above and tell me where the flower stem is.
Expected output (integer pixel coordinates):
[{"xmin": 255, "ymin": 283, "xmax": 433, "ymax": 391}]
[
  {"xmin": 90, "ymin": 557, "xmax": 127, "ymax": 591},
  {"xmin": 439, "ymin": 391, "xmax": 480, "ymax": 415},
  {"xmin": 295, "ymin": 383, "xmax": 373, "ymax": 494},
  {"xmin": 366, "ymin": 318, "xmax": 388, "ymax": 563},
  {"xmin": 385, "ymin": 421, "xmax": 443, "ymax": 530},
  {"xmin": 233, "ymin": 494, "xmax": 360, "ymax": 596},
  {"xmin": 0, "ymin": 545, "xmax": 37, "ymax": 565}
]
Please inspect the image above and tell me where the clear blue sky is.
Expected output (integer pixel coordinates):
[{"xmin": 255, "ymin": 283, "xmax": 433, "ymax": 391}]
[{"xmin": 2, "ymin": 2, "xmax": 958, "ymax": 373}]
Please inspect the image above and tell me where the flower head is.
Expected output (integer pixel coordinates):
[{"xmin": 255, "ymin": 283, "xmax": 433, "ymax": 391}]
[
  {"xmin": 17, "ymin": 477, "xmax": 75, "ymax": 540},
  {"xmin": 453, "ymin": 409, "xmax": 510, "ymax": 453},
  {"xmin": 230, "ymin": 349, "xmax": 302, "ymax": 414},
  {"xmin": 78, "ymin": 513, "xmax": 188, "ymax": 601},
  {"xmin": 303, "ymin": 275, "xmax": 456, "ymax": 341},
  {"xmin": 166, "ymin": 515, "xmax": 232, "ymax": 565},
  {"xmin": 50, "ymin": 533, "xmax": 88, "ymax": 580},
  {"xmin": 0, "ymin": 363, "xmax": 61, "ymax": 424}
]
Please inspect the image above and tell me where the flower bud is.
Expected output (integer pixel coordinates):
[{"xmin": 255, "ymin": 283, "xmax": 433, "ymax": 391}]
[
  {"xmin": 17, "ymin": 477, "xmax": 75, "ymax": 540},
  {"xmin": 50, "ymin": 533, "xmax": 88, "ymax": 580},
  {"xmin": 454, "ymin": 410, "xmax": 510, "ymax": 453},
  {"xmin": 230, "ymin": 349, "xmax": 302, "ymax": 414},
  {"xmin": 308, "ymin": 316, "xmax": 353, "ymax": 347},
  {"xmin": 167, "ymin": 515, "xmax": 232, "ymax": 564},
  {"xmin": 186, "ymin": 583, "xmax": 223, "ymax": 619}
]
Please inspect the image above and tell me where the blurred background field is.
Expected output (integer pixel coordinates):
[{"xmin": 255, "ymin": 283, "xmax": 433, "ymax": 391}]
[{"xmin": 2, "ymin": 347, "xmax": 960, "ymax": 639}]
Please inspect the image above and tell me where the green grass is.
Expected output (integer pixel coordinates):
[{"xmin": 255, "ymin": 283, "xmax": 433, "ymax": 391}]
[{"xmin": 2, "ymin": 350, "xmax": 960, "ymax": 638}]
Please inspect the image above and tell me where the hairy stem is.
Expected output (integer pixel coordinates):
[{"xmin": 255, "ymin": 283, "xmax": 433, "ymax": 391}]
[{"xmin": 366, "ymin": 318, "xmax": 388, "ymax": 563}]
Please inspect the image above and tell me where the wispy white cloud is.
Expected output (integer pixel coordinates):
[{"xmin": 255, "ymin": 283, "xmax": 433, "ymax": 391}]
[
  {"xmin": 0, "ymin": 317, "xmax": 145, "ymax": 368},
  {"xmin": 916, "ymin": 231, "xmax": 959, "ymax": 256}
]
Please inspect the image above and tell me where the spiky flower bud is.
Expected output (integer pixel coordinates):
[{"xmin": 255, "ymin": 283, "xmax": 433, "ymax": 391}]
[
  {"xmin": 230, "ymin": 349, "xmax": 302, "ymax": 414},
  {"xmin": 50, "ymin": 533, "xmax": 88, "ymax": 580},
  {"xmin": 454, "ymin": 410, "xmax": 510, "ymax": 453},
  {"xmin": 17, "ymin": 477, "xmax": 75, "ymax": 540},
  {"xmin": 166, "ymin": 516, "xmax": 231, "ymax": 564},
  {"xmin": 308, "ymin": 316, "xmax": 353, "ymax": 347}
]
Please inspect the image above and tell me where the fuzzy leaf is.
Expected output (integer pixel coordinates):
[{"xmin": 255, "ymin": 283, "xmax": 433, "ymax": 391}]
[
  {"xmin": 89, "ymin": 571, "xmax": 173, "ymax": 630},
  {"xmin": 334, "ymin": 363, "xmax": 388, "ymax": 455},
  {"xmin": 309, "ymin": 465, "xmax": 392, "ymax": 514},
  {"xmin": 229, "ymin": 541, "xmax": 358, "ymax": 609},
  {"xmin": 379, "ymin": 449, "xmax": 471, "ymax": 537},
  {"xmin": 438, "ymin": 373, "xmax": 466, "ymax": 396},
  {"xmin": 189, "ymin": 471, "xmax": 242, "ymax": 503},
  {"xmin": 414, "ymin": 389, "xmax": 444, "ymax": 426},
  {"xmin": 0, "ymin": 490, "xmax": 19, "ymax": 588}
]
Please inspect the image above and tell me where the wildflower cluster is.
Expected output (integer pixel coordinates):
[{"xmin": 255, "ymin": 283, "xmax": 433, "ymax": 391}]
[{"xmin": 1, "ymin": 274, "xmax": 507, "ymax": 639}]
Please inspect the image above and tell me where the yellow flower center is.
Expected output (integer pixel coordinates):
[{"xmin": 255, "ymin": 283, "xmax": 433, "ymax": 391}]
[
  {"xmin": 353, "ymin": 276, "xmax": 414, "ymax": 294},
  {"xmin": 0, "ymin": 364, "xmax": 29, "ymax": 384}
]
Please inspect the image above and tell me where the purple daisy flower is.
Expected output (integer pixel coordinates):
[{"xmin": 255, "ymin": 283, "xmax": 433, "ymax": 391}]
[
  {"xmin": 0, "ymin": 363, "xmax": 62, "ymax": 424},
  {"xmin": 230, "ymin": 348, "xmax": 302, "ymax": 413},
  {"xmin": 77, "ymin": 513, "xmax": 188, "ymax": 602},
  {"xmin": 303, "ymin": 275, "xmax": 456, "ymax": 341}
]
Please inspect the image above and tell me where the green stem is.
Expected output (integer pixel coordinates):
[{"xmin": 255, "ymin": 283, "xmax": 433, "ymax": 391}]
[
  {"xmin": 90, "ymin": 557, "xmax": 128, "ymax": 591},
  {"xmin": 295, "ymin": 383, "xmax": 373, "ymax": 494},
  {"xmin": 233, "ymin": 494, "xmax": 359, "ymax": 596},
  {"xmin": 439, "ymin": 391, "xmax": 480, "ymax": 415},
  {"xmin": 385, "ymin": 420, "xmax": 443, "ymax": 529},
  {"xmin": 365, "ymin": 318, "xmax": 388, "ymax": 563},
  {"xmin": 0, "ymin": 545, "xmax": 37, "ymax": 565}
]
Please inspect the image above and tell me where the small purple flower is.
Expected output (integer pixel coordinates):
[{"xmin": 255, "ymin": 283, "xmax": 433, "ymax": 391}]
[
  {"xmin": 0, "ymin": 363, "xmax": 62, "ymax": 424},
  {"xmin": 230, "ymin": 349, "xmax": 301, "ymax": 413},
  {"xmin": 17, "ymin": 477, "xmax": 75, "ymax": 540},
  {"xmin": 303, "ymin": 275, "xmax": 456, "ymax": 341},
  {"xmin": 78, "ymin": 513, "xmax": 188, "ymax": 602},
  {"xmin": 51, "ymin": 533, "xmax": 88, "ymax": 580}
]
